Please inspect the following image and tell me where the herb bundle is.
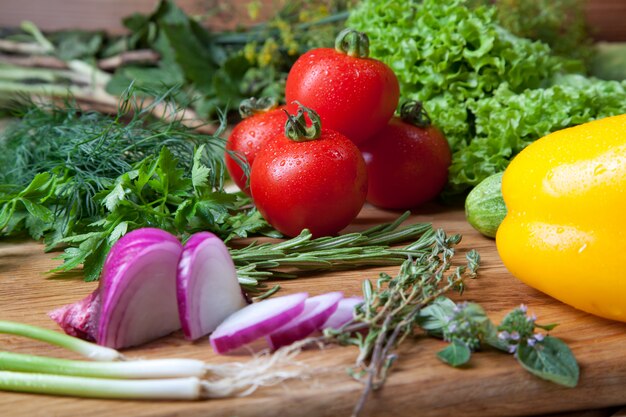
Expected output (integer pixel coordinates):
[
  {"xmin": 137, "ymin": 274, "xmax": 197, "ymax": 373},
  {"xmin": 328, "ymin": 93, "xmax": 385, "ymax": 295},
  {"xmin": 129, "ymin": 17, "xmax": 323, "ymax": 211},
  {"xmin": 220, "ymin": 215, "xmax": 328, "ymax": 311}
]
[
  {"xmin": 253, "ymin": 228, "xmax": 578, "ymax": 416},
  {"xmin": 0, "ymin": 91, "xmax": 275, "ymax": 281}
]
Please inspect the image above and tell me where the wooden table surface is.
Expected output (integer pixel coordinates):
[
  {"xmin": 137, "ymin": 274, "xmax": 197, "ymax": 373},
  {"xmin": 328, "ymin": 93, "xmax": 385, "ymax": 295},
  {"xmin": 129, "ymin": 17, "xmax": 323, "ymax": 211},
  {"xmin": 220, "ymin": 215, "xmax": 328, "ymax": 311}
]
[{"xmin": 2, "ymin": 205, "xmax": 626, "ymax": 417}]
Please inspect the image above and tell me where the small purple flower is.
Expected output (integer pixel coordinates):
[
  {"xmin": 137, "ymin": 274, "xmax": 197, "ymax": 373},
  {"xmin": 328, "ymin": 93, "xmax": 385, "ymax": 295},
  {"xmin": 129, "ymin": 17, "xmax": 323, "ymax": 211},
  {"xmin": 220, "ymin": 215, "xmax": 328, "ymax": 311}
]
[
  {"xmin": 534, "ymin": 333, "xmax": 545, "ymax": 342},
  {"xmin": 508, "ymin": 344, "xmax": 518, "ymax": 354},
  {"xmin": 447, "ymin": 322, "xmax": 458, "ymax": 333},
  {"xmin": 498, "ymin": 331, "xmax": 510, "ymax": 341},
  {"xmin": 526, "ymin": 313, "xmax": 537, "ymax": 323},
  {"xmin": 519, "ymin": 304, "xmax": 528, "ymax": 313},
  {"xmin": 527, "ymin": 337, "xmax": 537, "ymax": 347},
  {"xmin": 453, "ymin": 302, "xmax": 468, "ymax": 314},
  {"xmin": 510, "ymin": 331, "xmax": 520, "ymax": 341}
]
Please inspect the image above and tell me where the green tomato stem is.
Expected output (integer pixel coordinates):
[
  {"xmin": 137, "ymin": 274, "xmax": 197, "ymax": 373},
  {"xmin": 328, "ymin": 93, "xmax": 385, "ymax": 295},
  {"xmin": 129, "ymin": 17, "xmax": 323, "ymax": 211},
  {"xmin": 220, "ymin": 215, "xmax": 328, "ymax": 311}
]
[
  {"xmin": 239, "ymin": 97, "xmax": 279, "ymax": 119},
  {"xmin": 334, "ymin": 28, "xmax": 370, "ymax": 58},
  {"xmin": 283, "ymin": 104, "xmax": 322, "ymax": 142},
  {"xmin": 400, "ymin": 100, "xmax": 432, "ymax": 128}
]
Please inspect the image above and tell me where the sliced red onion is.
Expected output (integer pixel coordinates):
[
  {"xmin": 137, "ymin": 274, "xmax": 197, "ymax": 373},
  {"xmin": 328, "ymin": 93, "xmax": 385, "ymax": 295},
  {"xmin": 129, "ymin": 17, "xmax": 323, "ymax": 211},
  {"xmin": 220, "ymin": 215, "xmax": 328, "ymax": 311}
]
[
  {"xmin": 322, "ymin": 296, "xmax": 364, "ymax": 330},
  {"xmin": 210, "ymin": 292, "xmax": 308, "ymax": 354},
  {"xmin": 96, "ymin": 228, "xmax": 183, "ymax": 349},
  {"xmin": 177, "ymin": 232, "xmax": 247, "ymax": 341},
  {"xmin": 267, "ymin": 292, "xmax": 343, "ymax": 350}
]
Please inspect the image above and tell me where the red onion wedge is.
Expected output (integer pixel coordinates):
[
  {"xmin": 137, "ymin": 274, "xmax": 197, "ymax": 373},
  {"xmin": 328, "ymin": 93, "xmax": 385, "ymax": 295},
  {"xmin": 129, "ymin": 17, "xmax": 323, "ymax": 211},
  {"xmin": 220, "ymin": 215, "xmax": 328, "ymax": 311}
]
[
  {"xmin": 267, "ymin": 292, "xmax": 343, "ymax": 350},
  {"xmin": 210, "ymin": 292, "xmax": 308, "ymax": 354},
  {"xmin": 96, "ymin": 228, "xmax": 183, "ymax": 349},
  {"xmin": 322, "ymin": 296, "xmax": 364, "ymax": 330},
  {"xmin": 177, "ymin": 232, "xmax": 247, "ymax": 341},
  {"xmin": 49, "ymin": 291, "xmax": 101, "ymax": 342}
]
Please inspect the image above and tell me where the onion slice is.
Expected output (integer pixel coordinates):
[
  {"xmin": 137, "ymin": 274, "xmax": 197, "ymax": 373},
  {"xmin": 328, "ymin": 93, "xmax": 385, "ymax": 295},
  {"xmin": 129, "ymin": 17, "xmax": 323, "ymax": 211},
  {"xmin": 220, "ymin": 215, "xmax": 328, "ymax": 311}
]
[
  {"xmin": 96, "ymin": 228, "xmax": 183, "ymax": 349},
  {"xmin": 267, "ymin": 292, "xmax": 343, "ymax": 350},
  {"xmin": 177, "ymin": 232, "xmax": 247, "ymax": 341},
  {"xmin": 322, "ymin": 296, "xmax": 364, "ymax": 330},
  {"xmin": 210, "ymin": 293, "xmax": 308, "ymax": 354}
]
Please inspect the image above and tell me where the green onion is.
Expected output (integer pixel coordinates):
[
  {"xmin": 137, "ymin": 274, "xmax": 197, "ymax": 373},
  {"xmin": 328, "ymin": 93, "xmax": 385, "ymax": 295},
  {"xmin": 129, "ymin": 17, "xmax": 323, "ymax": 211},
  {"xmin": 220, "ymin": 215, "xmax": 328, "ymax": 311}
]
[
  {"xmin": 0, "ymin": 321, "xmax": 121, "ymax": 361},
  {"xmin": 0, "ymin": 352, "xmax": 206, "ymax": 379},
  {"xmin": 0, "ymin": 371, "xmax": 204, "ymax": 400}
]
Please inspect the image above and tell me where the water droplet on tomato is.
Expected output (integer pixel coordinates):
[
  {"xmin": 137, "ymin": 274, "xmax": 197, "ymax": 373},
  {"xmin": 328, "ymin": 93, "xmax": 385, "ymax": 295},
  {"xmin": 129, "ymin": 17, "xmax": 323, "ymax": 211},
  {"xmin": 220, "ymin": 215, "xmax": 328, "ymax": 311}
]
[
  {"xmin": 280, "ymin": 160, "xmax": 286, "ymax": 166},
  {"xmin": 329, "ymin": 150, "xmax": 342, "ymax": 160},
  {"xmin": 249, "ymin": 131, "xmax": 256, "ymax": 138}
]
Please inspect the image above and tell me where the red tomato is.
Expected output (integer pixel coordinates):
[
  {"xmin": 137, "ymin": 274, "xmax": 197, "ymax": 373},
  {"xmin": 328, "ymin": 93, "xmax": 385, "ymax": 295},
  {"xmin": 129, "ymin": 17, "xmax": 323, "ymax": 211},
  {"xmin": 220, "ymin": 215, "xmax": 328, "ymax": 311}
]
[
  {"xmin": 360, "ymin": 117, "xmax": 452, "ymax": 209},
  {"xmin": 225, "ymin": 107, "xmax": 287, "ymax": 194},
  {"xmin": 284, "ymin": 31, "xmax": 399, "ymax": 146},
  {"xmin": 250, "ymin": 109, "xmax": 368, "ymax": 237}
]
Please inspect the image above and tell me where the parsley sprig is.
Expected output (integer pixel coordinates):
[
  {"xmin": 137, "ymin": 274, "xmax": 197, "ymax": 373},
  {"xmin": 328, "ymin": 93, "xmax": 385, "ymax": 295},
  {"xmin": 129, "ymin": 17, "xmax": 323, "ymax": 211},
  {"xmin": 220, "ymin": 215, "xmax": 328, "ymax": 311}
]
[{"xmin": 0, "ymin": 91, "xmax": 276, "ymax": 281}]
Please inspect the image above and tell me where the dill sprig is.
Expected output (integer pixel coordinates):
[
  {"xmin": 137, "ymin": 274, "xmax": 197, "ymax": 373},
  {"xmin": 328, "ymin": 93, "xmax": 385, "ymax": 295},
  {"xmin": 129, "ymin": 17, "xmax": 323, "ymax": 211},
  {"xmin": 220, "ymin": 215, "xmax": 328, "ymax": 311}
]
[
  {"xmin": 0, "ymin": 88, "xmax": 276, "ymax": 281},
  {"xmin": 0, "ymin": 87, "xmax": 225, "ymax": 211}
]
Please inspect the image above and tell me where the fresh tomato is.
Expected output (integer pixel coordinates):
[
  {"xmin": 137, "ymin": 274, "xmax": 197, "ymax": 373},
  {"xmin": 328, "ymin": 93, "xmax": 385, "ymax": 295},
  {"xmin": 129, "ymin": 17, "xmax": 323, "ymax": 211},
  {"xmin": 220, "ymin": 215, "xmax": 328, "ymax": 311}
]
[
  {"xmin": 250, "ymin": 106, "xmax": 367, "ymax": 237},
  {"xmin": 284, "ymin": 29, "xmax": 399, "ymax": 146},
  {"xmin": 225, "ymin": 98, "xmax": 287, "ymax": 194},
  {"xmin": 360, "ymin": 102, "xmax": 451, "ymax": 209}
]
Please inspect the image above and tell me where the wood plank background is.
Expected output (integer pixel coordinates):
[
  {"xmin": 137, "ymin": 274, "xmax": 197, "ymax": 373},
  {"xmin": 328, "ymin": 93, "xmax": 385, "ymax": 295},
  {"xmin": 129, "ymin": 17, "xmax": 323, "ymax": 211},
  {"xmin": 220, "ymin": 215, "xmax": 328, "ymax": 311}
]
[{"xmin": 0, "ymin": 0, "xmax": 624, "ymax": 41}]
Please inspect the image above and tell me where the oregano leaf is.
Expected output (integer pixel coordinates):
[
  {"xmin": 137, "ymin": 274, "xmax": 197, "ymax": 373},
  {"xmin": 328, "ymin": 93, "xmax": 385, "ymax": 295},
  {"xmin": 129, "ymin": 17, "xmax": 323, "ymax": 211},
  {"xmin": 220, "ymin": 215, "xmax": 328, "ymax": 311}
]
[
  {"xmin": 437, "ymin": 339, "xmax": 472, "ymax": 367},
  {"xmin": 516, "ymin": 336, "xmax": 579, "ymax": 387}
]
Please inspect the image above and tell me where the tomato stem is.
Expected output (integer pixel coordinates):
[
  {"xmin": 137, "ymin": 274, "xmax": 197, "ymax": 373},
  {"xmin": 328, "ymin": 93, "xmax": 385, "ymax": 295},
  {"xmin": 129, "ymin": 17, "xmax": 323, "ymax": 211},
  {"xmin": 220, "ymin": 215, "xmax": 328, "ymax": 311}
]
[
  {"xmin": 283, "ymin": 104, "xmax": 322, "ymax": 142},
  {"xmin": 239, "ymin": 97, "xmax": 278, "ymax": 119},
  {"xmin": 400, "ymin": 101, "xmax": 432, "ymax": 128},
  {"xmin": 334, "ymin": 28, "xmax": 370, "ymax": 58}
]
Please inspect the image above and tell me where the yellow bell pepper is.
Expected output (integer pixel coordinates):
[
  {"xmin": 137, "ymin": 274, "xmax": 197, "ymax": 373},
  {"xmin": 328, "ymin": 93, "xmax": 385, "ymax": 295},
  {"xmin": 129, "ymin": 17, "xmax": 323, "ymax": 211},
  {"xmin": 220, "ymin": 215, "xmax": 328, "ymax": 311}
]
[{"xmin": 496, "ymin": 114, "xmax": 626, "ymax": 321}]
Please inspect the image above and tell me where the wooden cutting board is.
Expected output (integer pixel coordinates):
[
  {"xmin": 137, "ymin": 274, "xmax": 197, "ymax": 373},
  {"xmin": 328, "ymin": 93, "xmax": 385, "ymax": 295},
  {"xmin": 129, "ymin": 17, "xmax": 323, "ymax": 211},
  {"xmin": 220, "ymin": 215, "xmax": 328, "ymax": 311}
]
[{"xmin": 2, "ymin": 205, "xmax": 626, "ymax": 417}]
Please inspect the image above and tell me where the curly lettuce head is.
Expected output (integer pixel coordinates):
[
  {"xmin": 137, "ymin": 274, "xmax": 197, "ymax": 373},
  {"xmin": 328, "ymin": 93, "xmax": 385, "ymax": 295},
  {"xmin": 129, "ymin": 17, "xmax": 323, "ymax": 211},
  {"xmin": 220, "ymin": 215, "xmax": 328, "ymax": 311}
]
[{"xmin": 347, "ymin": 0, "xmax": 625, "ymax": 199}]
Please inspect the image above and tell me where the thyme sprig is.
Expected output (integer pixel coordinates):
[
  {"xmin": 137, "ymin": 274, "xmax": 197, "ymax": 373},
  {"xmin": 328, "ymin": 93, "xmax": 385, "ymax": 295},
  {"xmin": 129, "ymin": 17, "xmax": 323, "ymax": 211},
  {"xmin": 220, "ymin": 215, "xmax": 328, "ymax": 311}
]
[
  {"xmin": 295, "ymin": 240, "xmax": 577, "ymax": 416},
  {"xmin": 331, "ymin": 233, "xmax": 480, "ymax": 416}
]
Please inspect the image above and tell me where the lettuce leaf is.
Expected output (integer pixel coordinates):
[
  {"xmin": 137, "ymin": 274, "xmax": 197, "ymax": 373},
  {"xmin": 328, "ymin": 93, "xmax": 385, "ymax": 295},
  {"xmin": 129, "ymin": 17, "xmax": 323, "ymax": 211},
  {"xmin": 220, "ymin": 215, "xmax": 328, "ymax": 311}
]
[{"xmin": 348, "ymin": 0, "xmax": 626, "ymax": 199}]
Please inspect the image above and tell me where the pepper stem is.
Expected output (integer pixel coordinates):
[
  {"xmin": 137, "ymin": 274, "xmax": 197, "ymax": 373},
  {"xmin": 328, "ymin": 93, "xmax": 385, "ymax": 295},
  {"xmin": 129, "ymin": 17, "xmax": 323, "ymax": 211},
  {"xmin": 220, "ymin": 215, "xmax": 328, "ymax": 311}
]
[
  {"xmin": 284, "ymin": 103, "xmax": 322, "ymax": 142},
  {"xmin": 334, "ymin": 28, "xmax": 370, "ymax": 58},
  {"xmin": 239, "ymin": 97, "xmax": 278, "ymax": 119},
  {"xmin": 400, "ymin": 100, "xmax": 432, "ymax": 128}
]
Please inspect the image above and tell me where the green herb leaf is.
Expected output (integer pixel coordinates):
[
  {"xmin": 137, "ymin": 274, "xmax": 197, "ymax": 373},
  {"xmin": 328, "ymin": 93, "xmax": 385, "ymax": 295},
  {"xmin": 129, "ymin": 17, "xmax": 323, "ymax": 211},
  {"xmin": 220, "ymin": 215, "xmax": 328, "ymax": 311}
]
[
  {"xmin": 102, "ymin": 183, "xmax": 126, "ymax": 212},
  {"xmin": 19, "ymin": 199, "xmax": 53, "ymax": 224},
  {"xmin": 437, "ymin": 339, "xmax": 472, "ymax": 367},
  {"xmin": 516, "ymin": 336, "xmax": 579, "ymax": 387},
  {"xmin": 417, "ymin": 296, "xmax": 456, "ymax": 334},
  {"xmin": 191, "ymin": 145, "xmax": 212, "ymax": 191}
]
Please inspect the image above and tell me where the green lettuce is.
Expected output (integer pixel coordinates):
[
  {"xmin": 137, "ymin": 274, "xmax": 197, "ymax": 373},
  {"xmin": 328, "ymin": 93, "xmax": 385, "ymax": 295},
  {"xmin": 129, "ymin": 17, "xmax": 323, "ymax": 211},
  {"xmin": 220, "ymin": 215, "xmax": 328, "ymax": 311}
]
[{"xmin": 348, "ymin": 0, "xmax": 626, "ymax": 198}]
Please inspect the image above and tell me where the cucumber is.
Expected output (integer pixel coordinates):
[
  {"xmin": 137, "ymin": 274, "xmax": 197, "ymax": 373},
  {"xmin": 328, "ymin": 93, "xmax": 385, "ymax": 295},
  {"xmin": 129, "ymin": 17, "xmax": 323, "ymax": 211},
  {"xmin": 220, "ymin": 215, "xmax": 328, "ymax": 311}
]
[{"xmin": 464, "ymin": 172, "xmax": 507, "ymax": 238}]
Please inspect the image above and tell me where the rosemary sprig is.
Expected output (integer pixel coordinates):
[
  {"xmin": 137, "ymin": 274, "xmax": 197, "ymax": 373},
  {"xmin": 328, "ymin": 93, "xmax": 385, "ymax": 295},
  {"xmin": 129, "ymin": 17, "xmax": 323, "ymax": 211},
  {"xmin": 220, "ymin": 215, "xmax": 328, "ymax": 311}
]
[{"xmin": 231, "ymin": 212, "xmax": 437, "ymax": 291}]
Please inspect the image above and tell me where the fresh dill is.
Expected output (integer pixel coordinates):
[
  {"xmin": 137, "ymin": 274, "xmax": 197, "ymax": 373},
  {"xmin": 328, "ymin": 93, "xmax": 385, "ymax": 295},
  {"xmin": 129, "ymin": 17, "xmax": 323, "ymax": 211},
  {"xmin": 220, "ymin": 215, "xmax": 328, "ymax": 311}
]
[{"xmin": 0, "ymin": 89, "xmax": 276, "ymax": 281}]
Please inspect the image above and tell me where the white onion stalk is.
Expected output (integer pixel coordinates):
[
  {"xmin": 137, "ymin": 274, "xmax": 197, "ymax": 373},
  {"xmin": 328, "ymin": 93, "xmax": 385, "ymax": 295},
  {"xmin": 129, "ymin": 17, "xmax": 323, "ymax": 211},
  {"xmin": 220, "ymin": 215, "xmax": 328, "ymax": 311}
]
[
  {"xmin": 0, "ymin": 320, "xmax": 121, "ymax": 361},
  {"xmin": 0, "ymin": 349, "xmax": 309, "ymax": 400},
  {"xmin": 0, "ymin": 371, "xmax": 205, "ymax": 400},
  {"xmin": 0, "ymin": 351, "xmax": 206, "ymax": 379}
]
